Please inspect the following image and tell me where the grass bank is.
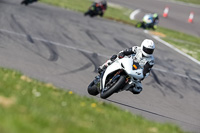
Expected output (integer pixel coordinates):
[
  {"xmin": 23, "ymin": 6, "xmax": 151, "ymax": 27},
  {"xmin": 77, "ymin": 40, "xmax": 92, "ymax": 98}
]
[
  {"xmin": 175, "ymin": 0, "xmax": 200, "ymax": 5},
  {"xmin": 0, "ymin": 67, "xmax": 187, "ymax": 133},
  {"xmin": 39, "ymin": 0, "xmax": 200, "ymax": 61},
  {"xmin": 157, "ymin": 27, "xmax": 200, "ymax": 60}
]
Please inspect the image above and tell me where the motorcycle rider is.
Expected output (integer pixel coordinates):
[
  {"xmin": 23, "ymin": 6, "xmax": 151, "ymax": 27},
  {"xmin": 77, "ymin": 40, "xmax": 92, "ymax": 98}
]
[
  {"xmin": 142, "ymin": 14, "xmax": 154, "ymax": 29},
  {"xmin": 138, "ymin": 13, "xmax": 159, "ymax": 30},
  {"xmin": 84, "ymin": 0, "xmax": 107, "ymax": 17},
  {"xmin": 152, "ymin": 13, "xmax": 159, "ymax": 30},
  {"xmin": 98, "ymin": 39, "xmax": 155, "ymax": 94}
]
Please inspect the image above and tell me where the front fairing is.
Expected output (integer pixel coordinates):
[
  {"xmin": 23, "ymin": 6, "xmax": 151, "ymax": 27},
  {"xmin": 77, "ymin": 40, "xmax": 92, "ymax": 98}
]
[
  {"xmin": 102, "ymin": 59, "xmax": 122, "ymax": 88},
  {"xmin": 101, "ymin": 56, "xmax": 144, "ymax": 89},
  {"xmin": 120, "ymin": 57, "xmax": 144, "ymax": 80}
]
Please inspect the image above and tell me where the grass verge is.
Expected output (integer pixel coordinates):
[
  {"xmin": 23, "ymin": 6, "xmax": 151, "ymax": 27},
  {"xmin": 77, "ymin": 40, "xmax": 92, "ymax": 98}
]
[
  {"xmin": 175, "ymin": 0, "xmax": 200, "ymax": 5},
  {"xmin": 0, "ymin": 67, "xmax": 187, "ymax": 133},
  {"xmin": 157, "ymin": 27, "xmax": 200, "ymax": 60},
  {"xmin": 39, "ymin": 0, "xmax": 200, "ymax": 61}
]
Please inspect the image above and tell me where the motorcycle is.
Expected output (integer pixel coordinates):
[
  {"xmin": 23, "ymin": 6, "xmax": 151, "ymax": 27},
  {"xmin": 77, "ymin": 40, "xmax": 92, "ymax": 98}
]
[
  {"xmin": 21, "ymin": 0, "xmax": 38, "ymax": 6},
  {"xmin": 135, "ymin": 14, "xmax": 157, "ymax": 30},
  {"xmin": 87, "ymin": 56, "xmax": 144, "ymax": 99},
  {"xmin": 84, "ymin": 3, "xmax": 105, "ymax": 17}
]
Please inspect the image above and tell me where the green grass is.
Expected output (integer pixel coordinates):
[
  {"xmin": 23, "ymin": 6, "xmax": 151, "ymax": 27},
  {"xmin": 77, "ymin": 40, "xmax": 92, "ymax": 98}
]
[
  {"xmin": 40, "ymin": 0, "xmax": 90, "ymax": 12},
  {"xmin": 0, "ymin": 67, "xmax": 187, "ymax": 133},
  {"xmin": 0, "ymin": 1, "xmax": 196, "ymax": 132},
  {"xmin": 157, "ymin": 27, "xmax": 200, "ymax": 60},
  {"xmin": 40, "ymin": 0, "xmax": 135, "ymax": 24},
  {"xmin": 39, "ymin": 0, "xmax": 200, "ymax": 62},
  {"xmin": 175, "ymin": 0, "xmax": 200, "ymax": 5}
]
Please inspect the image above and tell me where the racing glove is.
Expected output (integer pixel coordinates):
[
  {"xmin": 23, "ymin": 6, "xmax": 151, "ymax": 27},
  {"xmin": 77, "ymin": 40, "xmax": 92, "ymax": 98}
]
[{"xmin": 118, "ymin": 52, "xmax": 125, "ymax": 59}]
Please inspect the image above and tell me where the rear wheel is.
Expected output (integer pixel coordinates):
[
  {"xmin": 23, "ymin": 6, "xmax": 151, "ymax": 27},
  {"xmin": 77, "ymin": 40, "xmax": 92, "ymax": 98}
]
[{"xmin": 100, "ymin": 75, "xmax": 125, "ymax": 99}]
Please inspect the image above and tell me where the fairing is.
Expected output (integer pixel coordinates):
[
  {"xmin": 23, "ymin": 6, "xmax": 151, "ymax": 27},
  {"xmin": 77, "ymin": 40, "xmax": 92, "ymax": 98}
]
[{"xmin": 101, "ymin": 56, "xmax": 144, "ymax": 89}]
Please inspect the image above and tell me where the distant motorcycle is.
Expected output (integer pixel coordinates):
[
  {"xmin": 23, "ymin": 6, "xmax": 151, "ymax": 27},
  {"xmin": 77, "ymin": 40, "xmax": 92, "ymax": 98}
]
[
  {"xmin": 84, "ymin": 2, "xmax": 107, "ymax": 17},
  {"xmin": 136, "ymin": 14, "xmax": 158, "ymax": 30},
  {"xmin": 21, "ymin": 0, "xmax": 38, "ymax": 6},
  {"xmin": 87, "ymin": 56, "xmax": 144, "ymax": 99}
]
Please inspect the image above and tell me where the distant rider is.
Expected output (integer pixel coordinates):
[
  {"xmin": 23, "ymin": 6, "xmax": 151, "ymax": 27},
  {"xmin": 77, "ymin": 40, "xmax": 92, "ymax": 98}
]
[
  {"xmin": 152, "ymin": 13, "xmax": 159, "ymax": 29},
  {"xmin": 141, "ymin": 13, "xmax": 159, "ymax": 30},
  {"xmin": 98, "ymin": 39, "xmax": 155, "ymax": 94},
  {"xmin": 84, "ymin": 0, "xmax": 107, "ymax": 17}
]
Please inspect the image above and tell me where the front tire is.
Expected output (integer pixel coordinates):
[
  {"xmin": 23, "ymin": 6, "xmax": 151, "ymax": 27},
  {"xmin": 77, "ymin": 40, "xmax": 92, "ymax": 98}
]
[
  {"xmin": 136, "ymin": 22, "xmax": 142, "ymax": 28},
  {"xmin": 100, "ymin": 75, "xmax": 125, "ymax": 99}
]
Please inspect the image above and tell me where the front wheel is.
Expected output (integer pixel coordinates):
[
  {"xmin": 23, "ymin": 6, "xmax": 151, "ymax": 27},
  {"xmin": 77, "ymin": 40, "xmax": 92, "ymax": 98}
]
[
  {"xmin": 136, "ymin": 22, "xmax": 146, "ymax": 29},
  {"xmin": 135, "ymin": 22, "xmax": 142, "ymax": 28},
  {"xmin": 100, "ymin": 75, "xmax": 125, "ymax": 99}
]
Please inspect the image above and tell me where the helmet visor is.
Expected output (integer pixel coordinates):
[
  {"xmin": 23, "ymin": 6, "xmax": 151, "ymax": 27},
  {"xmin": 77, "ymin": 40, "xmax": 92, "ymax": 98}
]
[{"xmin": 143, "ymin": 46, "xmax": 154, "ymax": 55}]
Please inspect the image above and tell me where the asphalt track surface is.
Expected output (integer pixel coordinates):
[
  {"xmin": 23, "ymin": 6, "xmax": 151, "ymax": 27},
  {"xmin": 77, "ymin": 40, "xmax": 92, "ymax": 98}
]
[
  {"xmin": 0, "ymin": 0, "xmax": 200, "ymax": 132},
  {"xmin": 109, "ymin": 0, "xmax": 200, "ymax": 37}
]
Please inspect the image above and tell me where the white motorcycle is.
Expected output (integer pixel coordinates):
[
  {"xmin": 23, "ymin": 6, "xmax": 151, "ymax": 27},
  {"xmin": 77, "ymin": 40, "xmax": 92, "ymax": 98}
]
[{"xmin": 87, "ymin": 55, "xmax": 144, "ymax": 99}]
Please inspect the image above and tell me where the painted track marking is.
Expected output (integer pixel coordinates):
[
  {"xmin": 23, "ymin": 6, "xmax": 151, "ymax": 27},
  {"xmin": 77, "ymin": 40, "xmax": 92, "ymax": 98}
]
[
  {"xmin": 144, "ymin": 30, "xmax": 200, "ymax": 66},
  {"xmin": 129, "ymin": 9, "xmax": 141, "ymax": 20},
  {"xmin": 0, "ymin": 28, "xmax": 200, "ymax": 81}
]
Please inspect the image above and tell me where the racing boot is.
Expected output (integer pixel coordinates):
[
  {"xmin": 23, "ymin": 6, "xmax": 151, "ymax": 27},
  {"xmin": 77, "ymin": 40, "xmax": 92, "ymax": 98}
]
[{"xmin": 129, "ymin": 81, "xmax": 143, "ymax": 94}]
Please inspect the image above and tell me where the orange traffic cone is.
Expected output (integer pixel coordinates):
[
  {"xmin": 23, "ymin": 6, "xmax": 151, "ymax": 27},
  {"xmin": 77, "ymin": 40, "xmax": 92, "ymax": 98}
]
[
  {"xmin": 188, "ymin": 12, "xmax": 194, "ymax": 23},
  {"xmin": 163, "ymin": 6, "xmax": 169, "ymax": 18}
]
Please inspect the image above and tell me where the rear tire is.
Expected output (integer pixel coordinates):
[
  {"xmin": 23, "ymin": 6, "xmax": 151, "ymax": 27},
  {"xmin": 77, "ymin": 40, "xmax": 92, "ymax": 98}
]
[{"xmin": 100, "ymin": 75, "xmax": 125, "ymax": 99}]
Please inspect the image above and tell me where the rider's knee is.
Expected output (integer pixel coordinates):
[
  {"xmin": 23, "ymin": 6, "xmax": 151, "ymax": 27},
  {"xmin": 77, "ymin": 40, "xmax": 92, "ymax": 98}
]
[
  {"xmin": 130, "ymin": 81, "xmax": 143, "ymax": 94},
  {"xmin": 131, "ymin": 87, "xmax": 142, "ymax": 94}
]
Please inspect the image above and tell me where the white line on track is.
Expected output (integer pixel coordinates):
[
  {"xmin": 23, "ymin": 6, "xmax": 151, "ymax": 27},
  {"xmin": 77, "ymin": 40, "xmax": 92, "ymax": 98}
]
[
  {"xmin": 129, "ymin": 9, "xmax": 141, "ymax": 20},
  {"xmin": 144, "ymin": 30, "xmax": 200, "ymax": 66},
  {"xmin": 0, "ymin": 28, "xmax": 200, "ymax": 81}
]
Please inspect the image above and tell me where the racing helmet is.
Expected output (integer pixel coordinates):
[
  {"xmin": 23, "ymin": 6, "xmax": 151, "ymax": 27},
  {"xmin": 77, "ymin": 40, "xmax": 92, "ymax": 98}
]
[
  {"xmin": 143, "ymin": 14, "xmax": 153, "ymax": 24},
  {"xmin": 141, "ymin": 39, "xmax": 155, "ymax": 57}
]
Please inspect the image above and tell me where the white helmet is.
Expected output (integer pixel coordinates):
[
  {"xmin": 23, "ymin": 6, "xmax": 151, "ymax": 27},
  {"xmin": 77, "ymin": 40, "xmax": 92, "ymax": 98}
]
[
  {"xmin": 141, "ymin": 39, "xmax": 155, "ymax": 57},
  {"xmin": 143, "ymin": 14, "xmax": 153, "ymax": 24}
]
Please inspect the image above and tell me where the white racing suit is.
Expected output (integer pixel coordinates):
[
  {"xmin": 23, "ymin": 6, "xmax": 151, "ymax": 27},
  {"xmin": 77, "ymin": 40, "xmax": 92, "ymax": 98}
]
[{"xmin": 99, "ymin": 46, "xmax": 154, "ymax": 94}]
